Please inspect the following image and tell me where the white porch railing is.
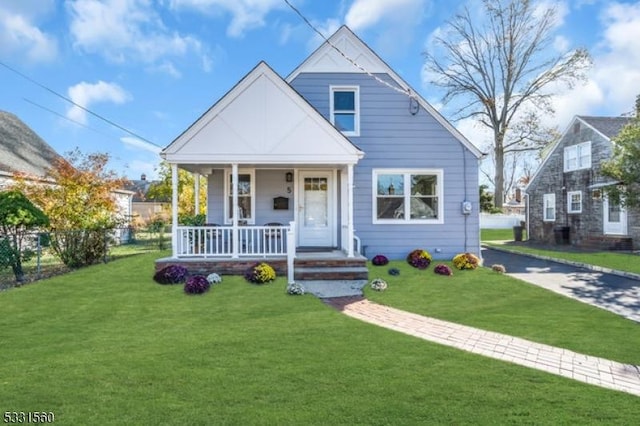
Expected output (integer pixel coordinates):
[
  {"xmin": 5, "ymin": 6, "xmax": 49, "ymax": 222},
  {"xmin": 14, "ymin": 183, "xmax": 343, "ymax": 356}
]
[{"xmin": 176, "ymin": 224, "xmax": 291, "ymax": 257}]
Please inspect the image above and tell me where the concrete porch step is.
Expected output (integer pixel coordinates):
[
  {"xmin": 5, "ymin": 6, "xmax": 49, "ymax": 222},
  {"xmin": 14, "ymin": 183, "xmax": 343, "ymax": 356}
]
[
  {"xmin": 298, "ymin": 280, "xmax": 368, "ymax": 298},
  {"xmin": 581, "ymin": 236, "xmax": 633, "ymax": 251}
]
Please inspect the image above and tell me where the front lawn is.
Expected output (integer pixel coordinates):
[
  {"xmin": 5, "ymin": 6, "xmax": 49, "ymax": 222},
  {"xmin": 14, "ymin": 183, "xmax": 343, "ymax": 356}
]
[
  {"xmin": 1, "ymin": 253, "xmax": 639, "ymax": 424},
  {"xmin": 365, "ymin": 261, "xmax": 640, "ymax": 365}
]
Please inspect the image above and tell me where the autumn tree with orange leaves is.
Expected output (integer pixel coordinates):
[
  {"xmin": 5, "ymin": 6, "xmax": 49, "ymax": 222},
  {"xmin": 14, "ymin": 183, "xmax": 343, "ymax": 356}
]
[{"xmin": 13, "ymin": 149, "xmax": 129, "ymax": 267}]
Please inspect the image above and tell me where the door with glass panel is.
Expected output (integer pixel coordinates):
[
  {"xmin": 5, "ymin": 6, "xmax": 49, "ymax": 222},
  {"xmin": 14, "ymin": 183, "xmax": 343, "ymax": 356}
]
[
  {"xmin": 298, "ymin": 171, "xmax": 333, "ymax": 247},
  {"xmin": 603, "ymin": 197, "xmax": 627, "ymax": 235}
]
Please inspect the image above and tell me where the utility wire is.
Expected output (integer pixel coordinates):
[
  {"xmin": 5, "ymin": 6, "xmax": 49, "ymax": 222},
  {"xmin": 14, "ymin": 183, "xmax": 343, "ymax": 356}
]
[
  {"xmin": 24, "ymin": 98, "xmax": 118, "ymax": 141},
  {"xmin": 282, "ymin": 0, "xmax": 413, "ymax": 98},
  {"xmin": 0, "ymin": 60, "xmax": 162, "ymax": 147}
]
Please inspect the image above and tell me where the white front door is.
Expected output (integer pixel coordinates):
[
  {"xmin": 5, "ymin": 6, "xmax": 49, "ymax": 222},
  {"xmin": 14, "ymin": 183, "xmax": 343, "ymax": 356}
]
[
  {"xmin": 603, "ymin": 197, "xmax": 627, "ymax": 235},
  {"xmin": 298, "ymin": 171, "xmax": 333, "ymax": 247}
]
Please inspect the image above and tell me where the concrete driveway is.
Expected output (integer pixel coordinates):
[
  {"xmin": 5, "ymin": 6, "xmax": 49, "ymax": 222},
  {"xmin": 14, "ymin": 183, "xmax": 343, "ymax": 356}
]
[{"xmin": 482, "ymin": 247, "xmax": 640, "ymax": 323}]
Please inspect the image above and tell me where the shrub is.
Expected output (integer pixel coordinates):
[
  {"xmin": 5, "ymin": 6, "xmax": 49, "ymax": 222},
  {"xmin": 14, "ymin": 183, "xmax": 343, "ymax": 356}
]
[
  {"xmin": 452, "ymin": 253, "xmax": 481, "ymax": 270},
  {"xmin": 154, "ymin": 265, "xmax": 188, "ymax": 284},
  {"xmin": 406, "ymin": 249, "xmax": 432, "ymax": 269},
  {"xmin": 388, "ymin": 267, "xmax": 400, "ymax": 276},
  {"xmin": 491, "ymin": 264, "xmax": 507, "ymax": 273},
  {"xmin": 370, "ymin": 278, "xmax": 388, "ymax": 291},
  {"xmin": 206, "ymin": 273, "xmax": 222, "ymax": 284},
  {"xmin": 184, "ymin": 275, "xmax": 210, "ymax": 295},
  {"xmin": 244, "ymin": 262, "xmax": 276, "ymax": 284},
  {"xmin": 286, "ymin": 282, "xmax": 305, "ymax": 295},
  {"xmin": 434, "ymin": 264, "xmax": 453, "ymax": 276},
  {"xmin": 371, "ymin": 254, "xmax": 389, "ymax": 266}
]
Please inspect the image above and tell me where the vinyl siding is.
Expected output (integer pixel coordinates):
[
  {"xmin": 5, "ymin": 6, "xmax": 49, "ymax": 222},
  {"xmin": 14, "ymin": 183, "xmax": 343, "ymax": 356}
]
[{"xmin": 291, "ymin": 73, "xmax": 480, "ymax": 260}]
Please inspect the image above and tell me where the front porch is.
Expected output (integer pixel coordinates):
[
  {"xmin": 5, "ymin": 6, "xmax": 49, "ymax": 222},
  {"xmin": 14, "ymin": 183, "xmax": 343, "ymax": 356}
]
[{"xmin": 155, "ymin": 247, "xmax": 368, "ymax": 282}]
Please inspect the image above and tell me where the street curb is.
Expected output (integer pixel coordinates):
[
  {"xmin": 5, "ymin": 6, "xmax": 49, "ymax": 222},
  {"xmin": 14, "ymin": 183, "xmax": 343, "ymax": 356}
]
[{"xmin": 481, "ymin": 244, "xmax": 640, "ymax": 282}]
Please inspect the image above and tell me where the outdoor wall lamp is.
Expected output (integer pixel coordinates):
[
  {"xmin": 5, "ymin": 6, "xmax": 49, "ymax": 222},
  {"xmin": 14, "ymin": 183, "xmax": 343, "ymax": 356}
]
[{"xmin": 285, "ymin": 172, "xmax": 293, "ymax": 182}]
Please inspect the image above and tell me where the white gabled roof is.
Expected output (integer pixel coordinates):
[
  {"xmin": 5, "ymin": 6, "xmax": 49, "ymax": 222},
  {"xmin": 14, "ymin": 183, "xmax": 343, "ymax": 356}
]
[
  {"xmin": 287, "ymin": 26, "xmax": 483, "ymax": 159},
  {"xmin": 162, "ymin": 61, "xmax": 363, "ymax": 165}
]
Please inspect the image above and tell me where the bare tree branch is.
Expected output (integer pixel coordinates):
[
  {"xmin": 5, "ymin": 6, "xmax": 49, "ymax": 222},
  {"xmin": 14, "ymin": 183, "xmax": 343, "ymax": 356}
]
[{"xmin": 424, "ymin": 0, "xmax": 591, "ymax": 207}]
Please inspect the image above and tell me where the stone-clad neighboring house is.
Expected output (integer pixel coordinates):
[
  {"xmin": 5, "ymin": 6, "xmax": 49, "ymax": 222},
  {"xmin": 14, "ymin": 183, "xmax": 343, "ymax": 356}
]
[
  {"xmin": 0, "ymin": 110, "xmax": 133, "ymax": 224},
  {"xmin": 526, "ymin": 115, "xmax": 637, "ymax": 249}
]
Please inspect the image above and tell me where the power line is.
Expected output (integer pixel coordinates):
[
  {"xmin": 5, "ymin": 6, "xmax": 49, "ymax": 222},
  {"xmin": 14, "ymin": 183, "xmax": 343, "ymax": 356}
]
[
  {"xmin": 24, "ymin": 98, "xmax": 119, "ymax": 141},
  {"xmin": 282, "ymin": 0, "xmax": 413, "ymax": 98},
  {"xmin": 0, "ymin": 60, "xmax": 162, "ymax": 148}
]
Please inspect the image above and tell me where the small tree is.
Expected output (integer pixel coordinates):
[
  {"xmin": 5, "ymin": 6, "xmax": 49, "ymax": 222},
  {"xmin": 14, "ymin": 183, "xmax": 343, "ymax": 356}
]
[
  {"xmin": 601, "ymin": 102, "xmax": 640, "ymax": 207},
  {"xmin": 0, "ymin": 190, "xmax": 49, "ymax": 282},
  {"xmin": 146, "ymin": 161, "xmax": 207, "ymax": 217},
  {"xmin": 479, "ymin": 184, "xmax": 495, "ymax": 212},
  {"xmin": 14, "ymin": 149, "xmax": 128, "ymax": 267}
]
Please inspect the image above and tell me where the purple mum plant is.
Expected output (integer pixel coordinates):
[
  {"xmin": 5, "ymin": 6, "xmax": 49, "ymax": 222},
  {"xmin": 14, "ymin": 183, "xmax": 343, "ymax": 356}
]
[
  {"xmin": 434, "ymin": 264, "xmax": 453, "ymax": 276},
  {"xmin": 154, "ymin": 265, "xmax": 188, "ymax": 285},
  {"xmin": 406, "ymin": 249, "xmax": 432, "ymax": 269},
  {"xmin": 372, "ymin": 254, "xmax": 389, "ymax": 266},
  {"xmin": 184, "ymin": 275, "xmax": 211, "ymax": 295}
]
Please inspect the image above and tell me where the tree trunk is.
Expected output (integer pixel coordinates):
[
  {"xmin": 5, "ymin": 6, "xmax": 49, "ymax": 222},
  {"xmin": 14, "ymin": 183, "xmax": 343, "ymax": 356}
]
[{"xmin": 494, "ymin": 143, "xmax": 505, "ymax": 209}]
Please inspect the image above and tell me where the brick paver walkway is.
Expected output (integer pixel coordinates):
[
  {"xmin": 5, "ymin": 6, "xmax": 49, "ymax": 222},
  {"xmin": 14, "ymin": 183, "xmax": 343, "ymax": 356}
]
[{"xmin": 325, "ymin": 296, "xmax": 640, "ymax": 397}]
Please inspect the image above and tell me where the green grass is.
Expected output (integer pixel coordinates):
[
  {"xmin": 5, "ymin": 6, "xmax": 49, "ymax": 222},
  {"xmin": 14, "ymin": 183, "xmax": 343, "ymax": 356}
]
[
  {"xmin": 1, "ymin": 254, "xmax": 639, "ymax": 425},
  {"xmin": 483, "ymin": 241, "xmax": 640, "ymax": 275},
  {"xmin": 481, "ymin": 228, "xmax": 524, "ymax": 241},
  {"xmin": 366, "ymin": 261, "xmax": 640, "ymax": 365}
]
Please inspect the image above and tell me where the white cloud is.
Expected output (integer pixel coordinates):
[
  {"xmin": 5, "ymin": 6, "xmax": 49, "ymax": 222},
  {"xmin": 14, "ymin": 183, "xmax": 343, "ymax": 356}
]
[
  {"xmin": 169, "ymin": 0, "xmax": 284, "ymax": 37},
  {"xmin": 67, "ymin": 81, "xmax": 131, "ymax": 125},
  {"xmin": 0, "ymin": 2, "xmax": 58, "ymax": 63},
  {"xmin": 127, "ymin": 159, "xmax": 161, "ymax": 180},
  {"xmin": 345, "ymin": 0, "xmax": 429, "ymax": 57},
  {"xmin": 121, "ymin": 137, "xmax": 162, "ymax": 154},
  {"xmin": 67, "ymin": 0, "xmax": 210, "ymax": 75},
  {"xmin": 548, "ymin": 1, "xmax": 640, "ymax": 120}
]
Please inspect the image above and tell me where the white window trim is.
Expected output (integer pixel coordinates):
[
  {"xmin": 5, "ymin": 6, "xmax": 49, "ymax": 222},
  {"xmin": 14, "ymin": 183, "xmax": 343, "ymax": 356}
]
[
  {"xmin": 567, "ymin": 190, "xmax": 582, "ymax": 214},
  {"xmin": 223, "ymin": 168, "xmax": 255, "ymax": 225},
  {"xmin": 543, "ymin": 193, "xmax": 556, "ymax": 222},
  {"xmin": 564, "ymin": 141, "xmax": 591, "ymax": 172},
  {"xmin": 372, "ymin": 169, "xmax": 444, "ymax": 224},
  {"xmin": 330, "ymin": 85, "xmax": 360, "ymax": 137}
]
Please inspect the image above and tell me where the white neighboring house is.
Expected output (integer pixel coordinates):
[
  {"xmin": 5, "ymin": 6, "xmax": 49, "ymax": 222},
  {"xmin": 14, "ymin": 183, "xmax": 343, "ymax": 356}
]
[{"xmin": 0, "ymin": 110, "xmax": 133, "ymax": 229}]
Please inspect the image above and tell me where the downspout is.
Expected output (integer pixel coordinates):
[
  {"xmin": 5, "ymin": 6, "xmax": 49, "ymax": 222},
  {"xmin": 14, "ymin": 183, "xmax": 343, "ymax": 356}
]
[{"xmin": 525, "ymin": 192, "xmax": 530, "ymax": 241}]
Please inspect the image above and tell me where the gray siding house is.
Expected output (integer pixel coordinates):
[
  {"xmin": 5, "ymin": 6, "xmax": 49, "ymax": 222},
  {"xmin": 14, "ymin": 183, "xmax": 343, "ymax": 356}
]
[
  {"xmin": 526, "ymin": 115, "xmax": 637, "ymax": 249},
  {"xmin": 160, "ymin": 26, "xmax": 482, "ymax": 281}
]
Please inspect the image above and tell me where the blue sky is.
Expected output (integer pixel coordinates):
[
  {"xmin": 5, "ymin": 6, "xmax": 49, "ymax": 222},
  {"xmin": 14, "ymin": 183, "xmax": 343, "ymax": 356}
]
[{"xmin": 1, "ymin": 0, "xmax": 639, "ymax": 181}]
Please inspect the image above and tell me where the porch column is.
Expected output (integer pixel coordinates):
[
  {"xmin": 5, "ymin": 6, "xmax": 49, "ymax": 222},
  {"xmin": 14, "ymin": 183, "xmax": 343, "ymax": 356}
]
[
  {"xmin": 231, "ymin": 163, "xmax": 239, "ymax": 258},
  {"xmin": 194, "ymin": 172, "xmax": 200, "ymax": 215},
  {"xmin": 347, "ymin": 163, "xmax": 354, "ymax": 258},
  {"xmin": 171, "ymin": 163, "xmax": 179, "ymax": 258}
]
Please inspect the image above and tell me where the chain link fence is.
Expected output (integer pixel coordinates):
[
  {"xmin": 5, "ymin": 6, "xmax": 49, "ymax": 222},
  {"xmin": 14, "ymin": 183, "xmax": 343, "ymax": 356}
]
[{"xmin": 0, "ymin": 226, "xmax": 170, "ymax": 290}]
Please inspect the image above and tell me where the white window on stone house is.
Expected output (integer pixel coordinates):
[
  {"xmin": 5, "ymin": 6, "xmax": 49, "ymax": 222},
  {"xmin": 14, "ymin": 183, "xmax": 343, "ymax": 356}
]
[
  {"xmin": 567, "ymin": 191, "xmax": 582, "ymax": 214},
  {"xmin": 543, "ymin": 193, "xmax": 556, "ymax": 221},
  {"xmin": 564, "ymin": 141, "xmax": 591, "ymax": 172}
]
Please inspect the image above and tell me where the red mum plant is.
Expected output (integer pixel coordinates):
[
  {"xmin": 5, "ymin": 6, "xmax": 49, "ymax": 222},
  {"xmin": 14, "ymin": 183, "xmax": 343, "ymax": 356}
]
[{"xmin": 372, "ymin": 254, "xmax": 389, "ymax": 266}]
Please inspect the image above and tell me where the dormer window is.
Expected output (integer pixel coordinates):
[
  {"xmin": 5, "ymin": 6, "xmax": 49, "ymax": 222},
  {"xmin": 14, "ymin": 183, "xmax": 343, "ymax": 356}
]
[{"xmin": 330, "ymin": 86, "xmax": 359, "ymax": 136}]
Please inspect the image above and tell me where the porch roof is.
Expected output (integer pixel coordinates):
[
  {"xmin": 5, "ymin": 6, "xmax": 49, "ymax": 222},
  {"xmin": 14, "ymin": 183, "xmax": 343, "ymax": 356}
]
[{"xmin": 162, "ymin": 62, "xmax": 364, "ymax": 171}]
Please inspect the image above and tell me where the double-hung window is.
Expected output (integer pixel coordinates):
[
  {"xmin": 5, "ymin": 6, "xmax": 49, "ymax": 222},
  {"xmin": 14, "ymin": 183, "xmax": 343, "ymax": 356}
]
[
  {"xmin": 543, "ymin": 193, "xmax": 556, "ymax": 221},
  {"xmin": 373, "ymin": 169, "xmax": 443, "ymax": 224},
  {"xmin": 330, "ymin": 86, "xmax": 359, "ymax": 136},
  {"xmin": 224, "ymin": 169, "xmax": 255, "ymax": 224},
  {"xmin": 564, "ymin": 141, "xmax": 591, "ymax": 172},
  {"xmin": 567, "ymin": 191, "xmax": 582, "ymax": 214}
]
